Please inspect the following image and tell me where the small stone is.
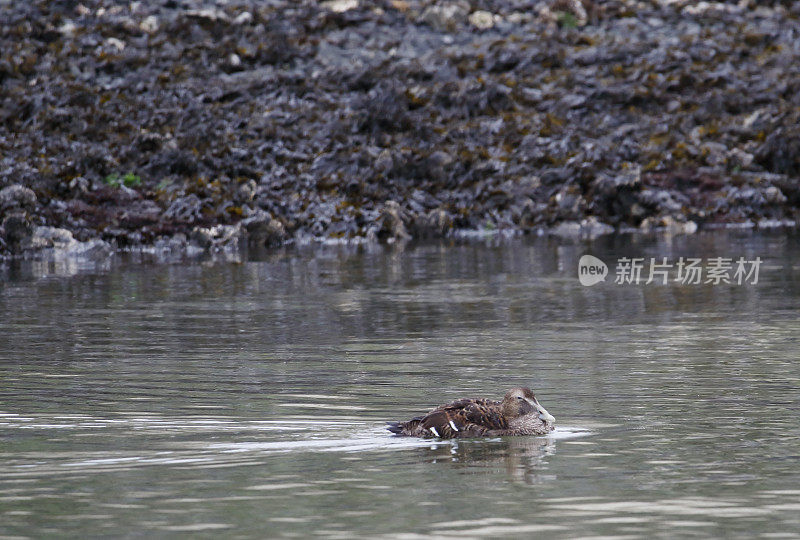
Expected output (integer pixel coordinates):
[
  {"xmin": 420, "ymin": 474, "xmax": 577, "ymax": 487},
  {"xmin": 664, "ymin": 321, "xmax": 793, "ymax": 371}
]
[
  {"xmin": 727, "ymin": 186, "xmax": 765, "ymax": 207},
  {"xmin": 419, "ymin": 2, "xmax": 469, "ymax": 32},
  {"xmin": 764, "ymin": 186, "xmax": 787, "ymax": 205},
  {"xmin": 639, "ymin": 216, "xmax": 697, "ymax": 234},
  {"xmin": 65, "ymin": 238, "xmax": 113, "ymax": 260},
  {"xmin": 701, "ymin": 142, "xmax": 728, "ymax": 167},
  {"xmin": 514, "ymin": 200, "xmax": 547, "ymax": 229},
  {"xmin": 68, "ymin": 176, "xmax": 90, "ymax": 195},
  {"xmin": 507, "ymin": 12, "xmax": 532, "ymax": 25},
  {"xmin": 757, "ymin": 218, "xmax": 793, "ymax": 229},
  {"xmin": 321, "ymin": 0, "xmax": 359, "ymax": 13},
  {"xmin": 0, "ymin": 185, "xmax": 37, "ymax": 213},
  {"xmin": 468, "ymin": 10, "xmax": 496, "ymax": 30},
  {"xmin": 550, "ymin": 221, "xmax": 582, "ymax": 238},
  {"xmin": 638, "ymin": 189, "xmax": 683, "ymax": 214},
  {"xmin": 233, "ymin": 12, "xmax": 253, "ymax": 25},
  {"xmin": 374, "ymin": 150, "xmax": 394, "ymax": 173},
  {"xmin": 140, "ymin": 15, "xmax": 158, "ymax": 33},
  {"xmin": 58, "ymin": 20, "xmax": 78, "ymax": 37},
  {"xmin": 164, "ymin": 194, "xmax": 204, "ymax": 223},
  {"xmin": 580, "ymin": 216, "xmax": 614, "ymax": 238},
  {"xmin": 105, "ymin": 37, "xmax": 125, "ymax": 51},
  {"xmin": 541, "ymin": 0, "xmax": 587, "ymax": 27},
  {"xmin": 236, "ymin": 180, "xmax": 257, "ymax": 203},
  {"xmin": 554, "ymin": 0, "xmax": 588, "ymax": 25},
  {"xmin": 186, "ymin": 9, "xmax": 229, "ymax": 22},
  {"xmin": 24, "ymin": 226, "xmax": 76, "ymax": 251},
  {"xmin": 241, "ymin": 210, "xmax": 287, "ymax": 248},
  {"xmin": 390, "ymin": 0, "xmax": 410, "ymax": 12},
  {"xmin": 728, "ymin": 148, "xmax": 754, "ymax": 168},
  {"xmin": 553, "ymin": 185, "xmax": 585, "ymax": 220},
  {"xmin": 190, "ymin": 224, "xmax": 242, "ymax": 251}
]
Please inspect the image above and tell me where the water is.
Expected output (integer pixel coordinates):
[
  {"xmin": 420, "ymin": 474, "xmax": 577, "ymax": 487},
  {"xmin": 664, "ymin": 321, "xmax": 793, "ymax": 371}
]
[{"xmin": 2, "ymin": 231, "xmax": 800, "ymax": 538}]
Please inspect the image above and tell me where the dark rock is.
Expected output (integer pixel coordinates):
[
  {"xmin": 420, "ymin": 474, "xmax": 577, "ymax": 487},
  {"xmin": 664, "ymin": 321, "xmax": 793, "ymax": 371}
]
[
  {"xmin": 552, "ymin": 184, "xmax": 586, "ymax": 221},
  {"xmin": 590, "ymin": 168, "xmax": 643, "ymax": 225},
  {"xmin": 2, "ymin": 213, "xmax": 34, "ymax": 252},
  {"xmin": 764, "ymin": 186, "xmax": 787, "ymax": 205},
  {"xmin": 23, "ymin": 226, "xmax": 76, "ymax": 250},
  {"xmin": 0, "ymin": 185, "xmax": 36, "ymax": 213},
  {"xmin": 756, "ymin": 124, "xmax": 800, "ymax": 176},
  {"xmin": 419, "ymin": 2, "xmax": 469, "ymax": 32},
  {"xmin": 64, "ymin": 238, "xmax": 113, "ymax": 260},
  {"xmin": 377, "ymin": 201, "xmax": 410, "ymax": 242},
  {"xmin": 190, "ymin": 224, "xmax": 242, "ymax": 251},
  {"xmin": 409, "ymin": 208, "xmax": 452, "ymax": 238},
  {"xmin": 241, "ymin": 210, "xmax": 287, "ymax": 248},
  {"xmin": 638, "ymin": 189, "xmax": 686, "ymax": 214},
  {"xmin": 639, "ymin": 215, "xmax": 698, "ymax": 234},
  {"xmin": 164, "ymin": 195, "xmax": 205, "ymax": 224},
  {"xmin": 513, "ymin": 199, "xmax": 547, "ymax": 229},
  {"xmin": 236, "ymin": 180, "xmax": 258, "ymax": 204}
]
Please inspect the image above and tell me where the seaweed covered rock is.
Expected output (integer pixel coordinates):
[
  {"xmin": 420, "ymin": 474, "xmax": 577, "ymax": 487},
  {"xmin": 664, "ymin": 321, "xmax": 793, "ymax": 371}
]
[
  {"xmin": 377, "ymin": 201, "xmax": 410, "ymax": 242},
  {"xmin": 0, "ymin": 185, "xmax": 37, "ymax": 213},
  {"xmin": 755, "ymin": 112, "xmax": 800, "ymax": 177},
  {"xmin": 241, "ymin": 210, "xmax": 287, "ymax": 249},
  {"xmin": 1, "ymin": 213, "xmax": 34, "ymax": 253},
  {"xmin": 0, "ymin": 185, "xmax": 38, "ymax": 254},
  {"xmin": 2, "ymin": 0, "xmax": 800, "ymax": 257}
]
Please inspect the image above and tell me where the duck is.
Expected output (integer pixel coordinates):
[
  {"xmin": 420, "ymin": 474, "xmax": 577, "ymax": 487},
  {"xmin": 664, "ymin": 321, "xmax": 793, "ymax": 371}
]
[{"xmin": 387, "ymin": 387, "xmax": 555, "ymax": 438}]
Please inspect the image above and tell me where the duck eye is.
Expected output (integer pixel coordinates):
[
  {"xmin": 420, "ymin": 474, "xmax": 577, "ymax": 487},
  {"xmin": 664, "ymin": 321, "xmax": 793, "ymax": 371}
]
[{"xmin": 516, "ymin": 396, "xmax": 523, "ymax": 400}]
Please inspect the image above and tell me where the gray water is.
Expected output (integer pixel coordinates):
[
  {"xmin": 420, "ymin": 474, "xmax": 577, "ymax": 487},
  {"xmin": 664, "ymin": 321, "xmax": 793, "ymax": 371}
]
[{"xmin": 2, "ymin": 231, "xmax": 800, "ymax": 538}]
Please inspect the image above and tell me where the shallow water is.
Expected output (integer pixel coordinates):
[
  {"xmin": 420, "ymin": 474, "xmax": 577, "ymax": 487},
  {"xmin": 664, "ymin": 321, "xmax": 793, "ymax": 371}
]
[{"xmin": 2, "ymin": 231, "xmax": 800, "ymax": 538}]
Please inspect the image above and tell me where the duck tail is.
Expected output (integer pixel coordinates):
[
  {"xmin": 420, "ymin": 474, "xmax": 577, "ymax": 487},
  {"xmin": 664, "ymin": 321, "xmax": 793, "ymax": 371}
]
[{"xmin": 387, "ymin": 415, "xmax": 426, "ymax": 436}]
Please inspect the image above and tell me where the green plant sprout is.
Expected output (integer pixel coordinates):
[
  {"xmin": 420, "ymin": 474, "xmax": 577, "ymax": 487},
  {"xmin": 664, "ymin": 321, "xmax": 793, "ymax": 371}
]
[{"xmin": 105, "ymin": 173, "xmax": 142, "ymax": 188}]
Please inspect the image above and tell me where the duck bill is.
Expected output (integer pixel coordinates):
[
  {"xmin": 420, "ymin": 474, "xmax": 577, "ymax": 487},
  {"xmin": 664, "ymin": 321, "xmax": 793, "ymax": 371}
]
[{"xmin": 532, "ymin": 399, "xmax": 555, "ymax": 424}]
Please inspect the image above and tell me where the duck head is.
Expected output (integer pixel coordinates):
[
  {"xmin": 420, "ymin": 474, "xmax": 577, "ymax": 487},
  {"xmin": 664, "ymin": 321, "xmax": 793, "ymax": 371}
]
[{"xmin": 501, "ymin": 387, "xmax": 555, "ymax": 425}]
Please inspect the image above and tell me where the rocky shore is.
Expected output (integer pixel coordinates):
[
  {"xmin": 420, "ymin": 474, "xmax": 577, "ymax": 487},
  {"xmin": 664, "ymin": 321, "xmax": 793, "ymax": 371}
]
[{"xmin": 2, "ymin": 0, "xmax": 800, "ymax": 259}]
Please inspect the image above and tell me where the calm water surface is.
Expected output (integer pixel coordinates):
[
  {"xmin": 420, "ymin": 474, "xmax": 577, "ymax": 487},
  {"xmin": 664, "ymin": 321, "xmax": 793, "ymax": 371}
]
[{"xmin": 1, "ymin": 231, "xmax": 800, "ymax": 538}]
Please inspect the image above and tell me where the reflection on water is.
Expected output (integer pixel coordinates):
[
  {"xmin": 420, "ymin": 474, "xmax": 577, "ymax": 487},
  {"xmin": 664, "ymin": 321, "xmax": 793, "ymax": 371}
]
[
  {"xmin": 416, "ymin": 434, "xmax": 560, "ymax": 485},
  {"xmin": 2, "ymin": 230, "xmax": 800, "ymax": 538}
]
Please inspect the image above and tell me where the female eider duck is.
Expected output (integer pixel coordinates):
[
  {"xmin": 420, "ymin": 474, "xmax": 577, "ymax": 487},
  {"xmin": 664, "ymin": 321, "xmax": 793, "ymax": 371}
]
[{"xmin": 387, "ymin": 387, "xmax": 555, "ymax": 438}]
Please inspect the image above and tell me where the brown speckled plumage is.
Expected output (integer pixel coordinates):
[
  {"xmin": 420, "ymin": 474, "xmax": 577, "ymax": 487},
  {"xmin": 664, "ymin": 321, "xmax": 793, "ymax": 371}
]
[{"xmin": 387, "ymin": 387, "xmax": 555, "ymax": 438}]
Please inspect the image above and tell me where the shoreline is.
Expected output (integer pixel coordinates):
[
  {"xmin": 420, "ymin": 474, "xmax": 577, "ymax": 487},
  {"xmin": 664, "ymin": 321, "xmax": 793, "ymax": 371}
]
[{"xmin": 2, "ymin": 221, "xmax": 797, "ymax": 270}]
